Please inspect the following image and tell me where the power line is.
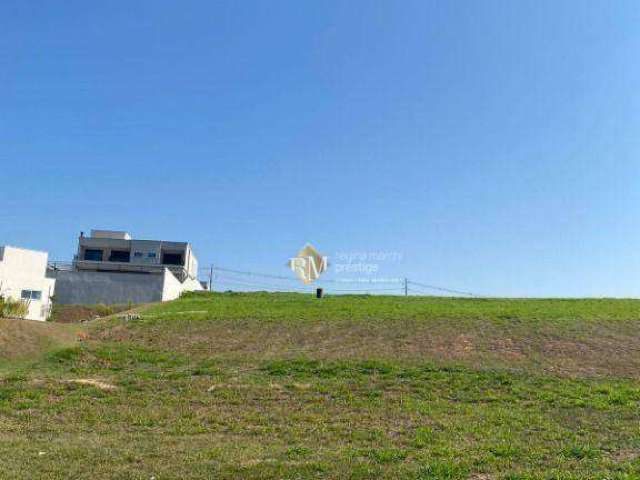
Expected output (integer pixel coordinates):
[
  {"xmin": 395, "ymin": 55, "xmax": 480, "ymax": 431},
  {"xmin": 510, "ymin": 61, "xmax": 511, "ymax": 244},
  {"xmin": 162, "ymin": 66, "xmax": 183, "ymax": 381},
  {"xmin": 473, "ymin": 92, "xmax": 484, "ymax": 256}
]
[
  {"xmin": 213, "ymin": 276, "xmax": 309, "ymax": 292},
  {"xmin": 322, "ymin": 287, "xmax": 403, "ymax": 293},
  {"xmin": 211, "ymin": 266, "xmax": 296, "ymax": 282},
  {"xmin": 214, "ymin": 275, "xmax": 404, "ymax": 294},
  {"xmin": 209, "ymin": 266, "xmax": 403, "ymax": 285},
  {"xmin": 214, "ymin": 269, "xmax": 401, "ymax": 292},
  {"xmin": 407, "ymin": 280, "xmax": 476, "ymax": 297},
  {"xmin": 201, "ymin": 265, "xmax": 480, "ymax": 297}
]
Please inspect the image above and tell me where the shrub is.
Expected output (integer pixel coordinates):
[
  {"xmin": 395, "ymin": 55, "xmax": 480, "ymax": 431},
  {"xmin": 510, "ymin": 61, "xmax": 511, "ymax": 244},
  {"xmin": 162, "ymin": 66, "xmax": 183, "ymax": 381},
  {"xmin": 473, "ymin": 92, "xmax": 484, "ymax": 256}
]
[
  {"xmin": 95, "ymin": 303, "xmax": 115, "ymax": 317},
  {"xmin": 0, "ymin": 295, "xmax": 29, "ymax": 319}
]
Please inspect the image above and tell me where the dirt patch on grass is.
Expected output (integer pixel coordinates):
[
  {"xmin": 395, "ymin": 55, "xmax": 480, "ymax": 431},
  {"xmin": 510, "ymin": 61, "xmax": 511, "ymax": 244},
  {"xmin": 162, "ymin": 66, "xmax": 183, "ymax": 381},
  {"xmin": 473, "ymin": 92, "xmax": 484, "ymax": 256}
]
[
  {"xmin": 51, "ymin": 305, "xmax": 135, "ymax": 324},
  {"xmin": 65, "ymin": 379, "xmax": 118, "ymax": 391},
  {"xmin": 610, "ymin": 449, "xmax": 639, "ymax": 462}
]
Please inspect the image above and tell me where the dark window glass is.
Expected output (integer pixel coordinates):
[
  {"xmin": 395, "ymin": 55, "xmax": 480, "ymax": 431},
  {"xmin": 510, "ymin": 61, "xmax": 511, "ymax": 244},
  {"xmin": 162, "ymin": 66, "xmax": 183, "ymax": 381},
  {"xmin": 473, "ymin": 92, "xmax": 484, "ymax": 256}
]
[
  {"xmin": 84, "ymin": 249, "xmax": 103, "ymax": 261},
  {"xmin": 134, "ymin": 251, "xmax": 143, "ymax": 258},
  {"xmin": 109, "ymin": 250, "xmax": 131, "ymax": 262},
  {"xmin": 162, "ymin": 253, "xmax": 184, "ymax": 265},
  {"xmin": 21, "ymin": 290, "xmax": 42, "ymax": 300}
]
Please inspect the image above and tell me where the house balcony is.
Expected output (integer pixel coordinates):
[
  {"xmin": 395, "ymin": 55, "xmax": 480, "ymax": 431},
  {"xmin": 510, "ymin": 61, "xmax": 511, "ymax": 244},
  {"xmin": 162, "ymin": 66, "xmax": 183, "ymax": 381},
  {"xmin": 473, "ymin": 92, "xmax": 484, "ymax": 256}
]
[{"xmin": 72, "ymin": 260, "xmax": 191, "ymax": 282}]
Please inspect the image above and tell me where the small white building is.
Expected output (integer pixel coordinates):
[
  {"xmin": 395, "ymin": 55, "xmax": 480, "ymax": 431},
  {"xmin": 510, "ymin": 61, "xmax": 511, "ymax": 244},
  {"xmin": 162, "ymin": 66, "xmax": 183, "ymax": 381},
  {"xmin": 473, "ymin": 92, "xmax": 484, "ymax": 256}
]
[{"xmin": 0, "ymin": 246, "xmax": 56, "ymax": 321}]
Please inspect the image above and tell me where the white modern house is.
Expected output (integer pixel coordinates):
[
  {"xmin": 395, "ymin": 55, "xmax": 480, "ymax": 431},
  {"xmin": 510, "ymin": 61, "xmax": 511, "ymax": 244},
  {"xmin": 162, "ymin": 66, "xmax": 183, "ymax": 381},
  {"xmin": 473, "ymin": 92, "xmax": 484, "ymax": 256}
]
[
  {"xmin": 50, "ymin": 230, "xmax": 203, "ymax": 305},
  {"xmin": 0, "ymin": 246, "xmax": 56, "ymax": 321}
]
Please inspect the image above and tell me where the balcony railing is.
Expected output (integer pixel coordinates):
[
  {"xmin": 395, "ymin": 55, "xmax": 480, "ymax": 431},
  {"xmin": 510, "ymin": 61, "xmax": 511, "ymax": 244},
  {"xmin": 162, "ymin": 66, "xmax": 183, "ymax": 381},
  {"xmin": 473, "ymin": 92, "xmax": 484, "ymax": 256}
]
[{"xmin": 48, "ymin": 260, "xmax": 191, "ymax": 282}]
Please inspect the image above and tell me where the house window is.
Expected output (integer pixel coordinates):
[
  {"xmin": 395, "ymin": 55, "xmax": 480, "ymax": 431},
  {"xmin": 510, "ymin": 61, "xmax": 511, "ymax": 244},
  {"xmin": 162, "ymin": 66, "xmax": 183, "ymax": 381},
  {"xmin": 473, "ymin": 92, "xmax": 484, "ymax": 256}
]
[
  {"xmin": 133, "ymin": 251, "xmax": 143, "ymax": 258},
  {"xmin": 21, "ymin": 290, "xmax": 42, "ymax": 301},
  {"xmin": 148, "ymin": 252, "xmax": 157, "ymax": 258},
  {"xmin": 162, "ymin": 253, "xmax": 184, "ymax": 265},
  {"xmin": 84, "ymin": 249, "xmax": 103, "ymax": 261},
  {"xmin": 108, "ymin": 250, "xmax": 131, "ymax": 262}
]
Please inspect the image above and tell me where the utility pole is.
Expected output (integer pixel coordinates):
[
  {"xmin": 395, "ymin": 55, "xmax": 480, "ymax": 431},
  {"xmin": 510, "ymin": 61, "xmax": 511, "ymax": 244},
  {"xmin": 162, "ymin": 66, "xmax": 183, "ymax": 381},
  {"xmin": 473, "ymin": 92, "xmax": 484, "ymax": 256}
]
[
  {"xmin": 404, "ymin": 278, "xmax": 408, "ymax": 297},
  {"xmin": 209, "ymin": 265, "xmax": 214, "ymax": 291}
]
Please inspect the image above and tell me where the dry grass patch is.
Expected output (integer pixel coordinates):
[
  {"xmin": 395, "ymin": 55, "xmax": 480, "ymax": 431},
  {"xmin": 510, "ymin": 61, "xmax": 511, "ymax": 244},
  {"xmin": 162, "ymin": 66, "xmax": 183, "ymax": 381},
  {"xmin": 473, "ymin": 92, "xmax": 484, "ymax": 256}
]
[
  {"xmin": 97, "ymin": 293, "xmax": 640, "ymax": 379},
  {"xmin": 0, "ymin": 318, "xmax": 82, "ymax": 363}
]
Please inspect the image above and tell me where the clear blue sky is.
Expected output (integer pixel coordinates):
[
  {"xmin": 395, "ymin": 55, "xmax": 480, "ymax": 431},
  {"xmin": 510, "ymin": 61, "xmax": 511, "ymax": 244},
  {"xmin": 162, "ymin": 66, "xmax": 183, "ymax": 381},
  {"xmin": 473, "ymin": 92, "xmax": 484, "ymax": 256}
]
[{"xmin": 2, "ymin": 0, "xmax": 639, "ymax": 297}]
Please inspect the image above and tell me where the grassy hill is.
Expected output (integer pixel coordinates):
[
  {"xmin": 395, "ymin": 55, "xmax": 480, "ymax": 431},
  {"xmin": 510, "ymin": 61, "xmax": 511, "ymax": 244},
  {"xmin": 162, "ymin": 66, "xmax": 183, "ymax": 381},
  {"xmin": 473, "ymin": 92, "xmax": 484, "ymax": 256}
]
[{"xmin": 1, "ymin": 292, "xmax": 640, "ymax": 479}]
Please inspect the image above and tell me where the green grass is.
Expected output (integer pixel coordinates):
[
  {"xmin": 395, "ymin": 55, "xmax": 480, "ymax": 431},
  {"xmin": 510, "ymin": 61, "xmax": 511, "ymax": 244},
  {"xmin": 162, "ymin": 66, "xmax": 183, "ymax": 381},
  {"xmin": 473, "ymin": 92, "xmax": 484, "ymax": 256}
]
[{"xmin": 1, "ymin": 292, "xmax": 640, "ymax": 479}]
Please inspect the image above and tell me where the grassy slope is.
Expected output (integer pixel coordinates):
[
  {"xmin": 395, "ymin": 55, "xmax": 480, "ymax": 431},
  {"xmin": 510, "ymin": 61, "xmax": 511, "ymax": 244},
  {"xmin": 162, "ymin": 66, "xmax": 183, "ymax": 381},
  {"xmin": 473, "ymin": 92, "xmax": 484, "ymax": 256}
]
[
  {"xmin": 0, "ymin": 318, "xmax": 81, "ymax": 363},
  {"xmin": 1, "ymin": 292, "xmax": 640, "ymax": 479}
]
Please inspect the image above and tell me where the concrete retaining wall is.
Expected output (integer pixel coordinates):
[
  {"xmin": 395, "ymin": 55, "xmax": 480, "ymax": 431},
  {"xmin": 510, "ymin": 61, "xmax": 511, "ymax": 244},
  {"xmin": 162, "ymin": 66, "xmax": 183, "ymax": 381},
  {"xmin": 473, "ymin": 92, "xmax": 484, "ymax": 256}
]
[
  {"xmin": 53, "ymin": 270, "xmax": 166, "ymax": 305},
  {"xmin": 52, "ymin": 268, "xmax": 204, "ymax": 305}
]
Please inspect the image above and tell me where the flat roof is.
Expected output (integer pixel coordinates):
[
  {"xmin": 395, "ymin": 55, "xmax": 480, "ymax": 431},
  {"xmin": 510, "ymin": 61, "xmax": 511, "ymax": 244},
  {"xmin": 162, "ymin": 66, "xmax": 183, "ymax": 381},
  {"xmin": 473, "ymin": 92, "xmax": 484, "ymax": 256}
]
[{"xmin": 0, "ymin": 245, "xmax": 49, "ymax": 255}]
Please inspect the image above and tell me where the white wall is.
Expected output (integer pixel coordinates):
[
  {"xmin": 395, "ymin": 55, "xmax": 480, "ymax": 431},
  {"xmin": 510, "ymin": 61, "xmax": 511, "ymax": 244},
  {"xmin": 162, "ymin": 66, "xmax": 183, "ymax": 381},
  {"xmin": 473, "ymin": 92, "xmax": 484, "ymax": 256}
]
[
  {"xmin": 161, "ymin": 268, "xmax": 185, "ymax": 301},
  {"xmin": 0, "ymin": 246, "xmax": 55, "ymax": 321},
  {"xmin": 180, "ymin": 275, "xmax": 205, "ymax": 293},
  {"xmin": 186, "ymin": 245, "xmax": 199, "ymax": 279},
  {"xmin": 53, "ymin": 268, "xmax": 203, "ymax": 305},
  {"xmin": 162, "ymin": 269, "xmax": 204, "ymax": 301}
]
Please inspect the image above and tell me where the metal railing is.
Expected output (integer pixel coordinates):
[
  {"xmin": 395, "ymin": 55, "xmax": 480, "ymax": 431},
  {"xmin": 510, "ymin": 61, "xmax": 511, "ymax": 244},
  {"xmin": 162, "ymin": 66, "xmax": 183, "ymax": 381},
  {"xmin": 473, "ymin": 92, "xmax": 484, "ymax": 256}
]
[
  {"xmin": 48, "ymin": 260, "xmax": 192, "ymax": 282},
  {"xmin": 47, "ymin": 261, "xmax": 74, "ymax": 271}
]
